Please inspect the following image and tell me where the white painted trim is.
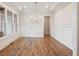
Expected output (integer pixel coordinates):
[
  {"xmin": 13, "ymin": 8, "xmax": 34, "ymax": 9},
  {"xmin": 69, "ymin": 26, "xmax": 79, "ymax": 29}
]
[
  {"xmin": 5, "ymin": 9, "xmax": 7, "ymax": 35},
  {"xmin": 72, "ymin": 2, "xmax": 78, "ymax": 56}
]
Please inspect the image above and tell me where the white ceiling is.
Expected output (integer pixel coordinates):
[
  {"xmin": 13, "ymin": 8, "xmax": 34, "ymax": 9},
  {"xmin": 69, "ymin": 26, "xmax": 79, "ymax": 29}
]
[
  {"xmin": 3, "ymin": 2, "xmax": 71, "ymax": 15},
  {"xmin": 4, "ymin": 2, "xmax": 57, "ymax": 13},
  {"xmin": 12, "ymin": 2, "xmax": 57, "ymax": 12}
]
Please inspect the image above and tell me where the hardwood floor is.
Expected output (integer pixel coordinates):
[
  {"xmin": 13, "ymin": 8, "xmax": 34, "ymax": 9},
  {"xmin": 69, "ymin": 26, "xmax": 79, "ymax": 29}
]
[{"xmin": 0, "ymin": 35, "xmax": 72, "ymax": 56}]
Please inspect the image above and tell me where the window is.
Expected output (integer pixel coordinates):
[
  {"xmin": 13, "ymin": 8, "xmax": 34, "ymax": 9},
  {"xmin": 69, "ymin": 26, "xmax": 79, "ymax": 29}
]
[
  {"xmin": 0, "ymin": 6, "xmax": 18, "ymax": 38},
  {"xmin": 0, "ymin": 7, "xmax": 6, "ymax": 37},
  {"xmin": 14, "ymin": 14, "xmax": 17, "ymax": 32}
]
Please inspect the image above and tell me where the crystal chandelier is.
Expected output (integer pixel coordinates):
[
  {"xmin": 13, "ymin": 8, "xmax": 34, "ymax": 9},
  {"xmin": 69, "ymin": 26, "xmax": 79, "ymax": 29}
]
[{"xmin": 30, "ymin": 2, "xmax": 42, "ymax": 24}]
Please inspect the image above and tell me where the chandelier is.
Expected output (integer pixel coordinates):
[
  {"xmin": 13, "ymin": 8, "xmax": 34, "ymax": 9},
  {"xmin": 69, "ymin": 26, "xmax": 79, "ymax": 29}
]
[{"xmin": 30, "ymin": 2, "xmax": 42, "ymax": 24}]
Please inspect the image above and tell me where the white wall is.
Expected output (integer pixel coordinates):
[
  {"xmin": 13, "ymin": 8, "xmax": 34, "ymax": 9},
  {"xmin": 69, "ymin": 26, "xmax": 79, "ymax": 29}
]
[
  {"xmin": 19, "ymin": 14, "xmax": 44, "ymax": 37},
  {"xmin": 50, "ymin": 15, "xmax": 54, "ymax": 37},
  {"xmin": 50, "ymin": 3, "xmax": 73, "ymax": 50}
]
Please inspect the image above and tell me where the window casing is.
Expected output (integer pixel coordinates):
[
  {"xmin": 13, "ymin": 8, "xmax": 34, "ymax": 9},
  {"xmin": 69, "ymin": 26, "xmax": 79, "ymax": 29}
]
[
  {"xmin": 0, "ymin": 7, "xmax": 6, "ymax": 37},
  {"xmin": 0, "ymin": 6, "xmax": 18, "ymax": 38}
]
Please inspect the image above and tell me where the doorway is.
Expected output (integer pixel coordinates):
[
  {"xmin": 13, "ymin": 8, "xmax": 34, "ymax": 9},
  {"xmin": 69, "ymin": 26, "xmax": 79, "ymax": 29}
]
[{"xmin": 44, "ymin": 16, "xmax": 50, "ymax": 36}]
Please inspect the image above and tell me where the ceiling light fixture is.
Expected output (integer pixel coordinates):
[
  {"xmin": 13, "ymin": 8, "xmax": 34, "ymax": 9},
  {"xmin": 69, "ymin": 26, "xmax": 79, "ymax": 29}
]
[
  {"xmin": 45, "ymin": 5, "xmax": 49, "ymax": 8},
  {"xmin": 30, "ymin": 2, "xmax": 42, "ymax": 24},
  {"xmin": 24, "ymin": 5, "xmax": 27, "ymax": 8}
]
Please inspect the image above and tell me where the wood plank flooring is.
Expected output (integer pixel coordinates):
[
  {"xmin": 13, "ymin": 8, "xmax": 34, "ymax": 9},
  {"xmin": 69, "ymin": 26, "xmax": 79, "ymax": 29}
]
[{"xmin": 0, "ymin": 35, "xmax": 72, "ymax": 56}]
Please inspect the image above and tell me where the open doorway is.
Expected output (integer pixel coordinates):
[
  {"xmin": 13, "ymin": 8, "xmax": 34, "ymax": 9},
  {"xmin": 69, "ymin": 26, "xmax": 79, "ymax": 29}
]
[{"xmin": 44, "ymin": 16, "xmax": 50, "ymax": 36}]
